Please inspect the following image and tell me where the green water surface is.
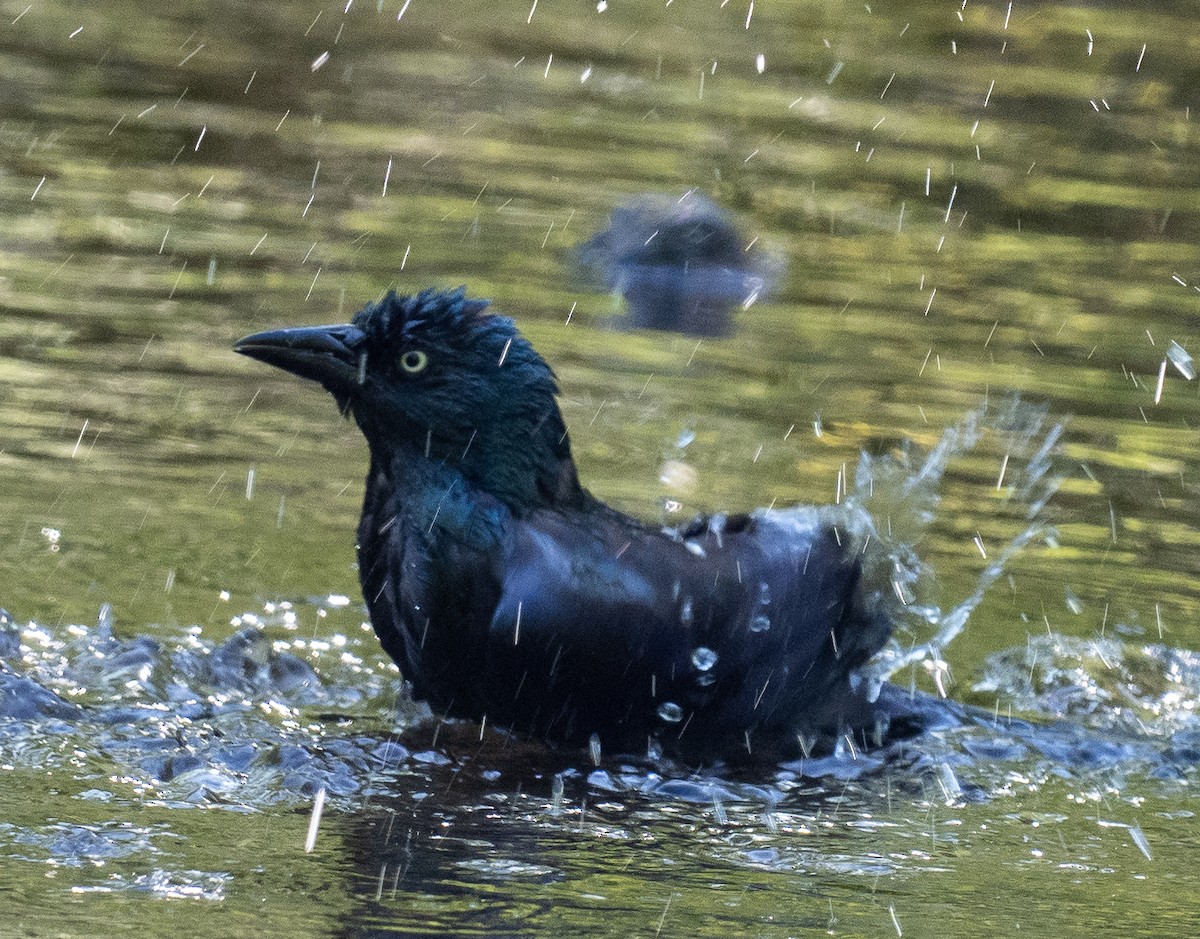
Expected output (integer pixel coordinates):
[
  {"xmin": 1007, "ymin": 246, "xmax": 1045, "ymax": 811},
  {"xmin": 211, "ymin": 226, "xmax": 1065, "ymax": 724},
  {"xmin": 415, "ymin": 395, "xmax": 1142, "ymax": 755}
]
[{"xmin": 2, "ymin": 0, "xmax": 1199, "ymax": 936}]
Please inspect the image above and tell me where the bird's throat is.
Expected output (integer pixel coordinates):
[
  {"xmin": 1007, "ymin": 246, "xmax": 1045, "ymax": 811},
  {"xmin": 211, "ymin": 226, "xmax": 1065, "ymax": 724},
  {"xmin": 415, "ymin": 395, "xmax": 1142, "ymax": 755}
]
[{"xmin": 369, "ymin": 452, "xmax": 503, "ymax": 548}]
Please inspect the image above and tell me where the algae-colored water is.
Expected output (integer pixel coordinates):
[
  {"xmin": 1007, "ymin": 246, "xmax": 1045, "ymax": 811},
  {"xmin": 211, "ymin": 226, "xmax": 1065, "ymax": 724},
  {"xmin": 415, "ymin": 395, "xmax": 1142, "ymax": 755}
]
[{"xmin": 2, "ymin": 1, "xmax": 1199, "ymax": 936}]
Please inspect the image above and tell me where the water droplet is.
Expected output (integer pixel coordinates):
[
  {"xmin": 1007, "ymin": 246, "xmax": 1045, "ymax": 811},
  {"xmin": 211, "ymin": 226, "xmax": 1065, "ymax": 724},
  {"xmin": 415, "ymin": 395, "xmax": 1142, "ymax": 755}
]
[
  {"xmin": 659, "ymin": 460, "xmax": 697, "ymax": 492},
  {"xmin": 1168, "ymin": 340, "xmax": 1195, "ymax": 380},
  {"xmin": 550, "ymin": 772, "xmax": 565, "ymax": 816},
  {"xmin": 588, "ymin": 733, "xmax": 602, "ymax": 766},
  {"xmin": 657, "ymin": 701, "xmax": 684, "ymax": 723},
  {"xmin": 758, "ymin": 582, "xmax": 771, "ymax": 606},
  {"xmin": 691, "ymin": 646, "xmax": 718, "ymax": 671},
  {"xmin": 749, "ymin": 614, "xmax": 771, "ymax": 633},
  {"xmin": 679, "ymin": 597, "xmax": 695, "ymax": 627},
  {"xmin": 1064, "ymin": 588, "xmax": 1083, "ymax": 614},
  {"xmin": 696, "ymin": 672, "xmax": 716, "ymax": 687}
]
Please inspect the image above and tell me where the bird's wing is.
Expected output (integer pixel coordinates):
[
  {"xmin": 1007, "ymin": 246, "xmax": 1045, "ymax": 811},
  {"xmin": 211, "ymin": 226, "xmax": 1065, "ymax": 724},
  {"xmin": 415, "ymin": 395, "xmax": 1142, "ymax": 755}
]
[
  {"xmin": 478, "ymin": 508, "xmax": 708, "ymax": 748},
  {"xmin": 478, "ymin": 504, "xmax": 886, "ymax": 758}
]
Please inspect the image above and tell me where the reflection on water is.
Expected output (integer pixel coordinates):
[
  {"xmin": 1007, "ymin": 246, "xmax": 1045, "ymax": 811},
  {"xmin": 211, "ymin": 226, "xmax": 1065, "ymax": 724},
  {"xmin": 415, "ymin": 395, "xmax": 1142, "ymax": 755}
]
[{"xmin": 2, "ymin": 0, "xmax": 1200, "ymax": 935}]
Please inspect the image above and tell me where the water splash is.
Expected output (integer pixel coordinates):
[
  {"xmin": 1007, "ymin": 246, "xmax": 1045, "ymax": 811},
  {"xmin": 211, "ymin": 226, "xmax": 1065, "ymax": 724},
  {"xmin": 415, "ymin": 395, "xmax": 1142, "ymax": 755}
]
[{"xmin": 851, "ymin": 398, "xmax": 1066, "ymax": 697}]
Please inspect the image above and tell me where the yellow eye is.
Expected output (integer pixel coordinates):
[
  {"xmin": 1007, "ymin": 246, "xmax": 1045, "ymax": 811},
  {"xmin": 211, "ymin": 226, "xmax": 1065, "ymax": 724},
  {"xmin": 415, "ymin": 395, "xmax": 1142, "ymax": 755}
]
[{"xmin": 399, "ymin": 349, "xmax": 428, "ymax": 374}]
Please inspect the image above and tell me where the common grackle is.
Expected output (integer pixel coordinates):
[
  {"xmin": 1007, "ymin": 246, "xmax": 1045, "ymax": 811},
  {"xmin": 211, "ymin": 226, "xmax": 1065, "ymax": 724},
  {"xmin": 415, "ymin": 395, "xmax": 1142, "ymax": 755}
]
[
  {"xmin": 579, "ymin": 192, "xmax": 778, "ymax": 337},
  {"xmin": 235, "ymin": 288, "xmax": 899, "ymax": 764}
]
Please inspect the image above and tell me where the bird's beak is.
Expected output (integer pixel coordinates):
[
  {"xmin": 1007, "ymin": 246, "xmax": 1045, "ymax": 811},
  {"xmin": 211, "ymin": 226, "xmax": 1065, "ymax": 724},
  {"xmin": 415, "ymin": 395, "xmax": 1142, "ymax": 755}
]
[{"xmin": 234, "ymin": 324, "xmax": 368, "ymax": 396}]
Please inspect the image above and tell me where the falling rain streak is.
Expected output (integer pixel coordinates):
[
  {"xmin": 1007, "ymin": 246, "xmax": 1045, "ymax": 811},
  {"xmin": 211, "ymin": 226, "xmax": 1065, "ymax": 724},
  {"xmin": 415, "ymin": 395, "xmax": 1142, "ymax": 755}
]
[{"xmin": 304, "ymin": 787, "xmax": 326, "ymax": 853}]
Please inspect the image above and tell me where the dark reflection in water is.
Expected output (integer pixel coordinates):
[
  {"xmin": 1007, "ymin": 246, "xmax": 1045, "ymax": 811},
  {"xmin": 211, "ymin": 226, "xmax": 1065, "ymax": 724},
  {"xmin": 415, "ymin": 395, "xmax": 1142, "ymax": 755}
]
[
  {"xmin": 579, "ymin": 191, "xmax": 778, "ymax": 336},
  {"xmin": 323, "ymin": 686, "xmax": 1194, "ymax": 936}
]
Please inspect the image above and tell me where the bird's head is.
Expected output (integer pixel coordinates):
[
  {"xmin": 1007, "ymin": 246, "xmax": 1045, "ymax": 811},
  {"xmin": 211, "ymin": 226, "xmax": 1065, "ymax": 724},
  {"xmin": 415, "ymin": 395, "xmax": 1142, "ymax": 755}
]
[{"xmin": 235, "ymin": 287, "xmax": 582, "ymax": 511}]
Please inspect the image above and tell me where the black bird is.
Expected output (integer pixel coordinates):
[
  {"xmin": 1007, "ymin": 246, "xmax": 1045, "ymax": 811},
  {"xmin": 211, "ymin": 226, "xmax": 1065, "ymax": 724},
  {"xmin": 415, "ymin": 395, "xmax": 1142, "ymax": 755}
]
[
  {"xmin": 579, "ymin": 192, "xmax": 779, "ymax": 337},
  {"xmin": 235, "ymin": 288, "xmax": 896, "ymax": 764}
]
